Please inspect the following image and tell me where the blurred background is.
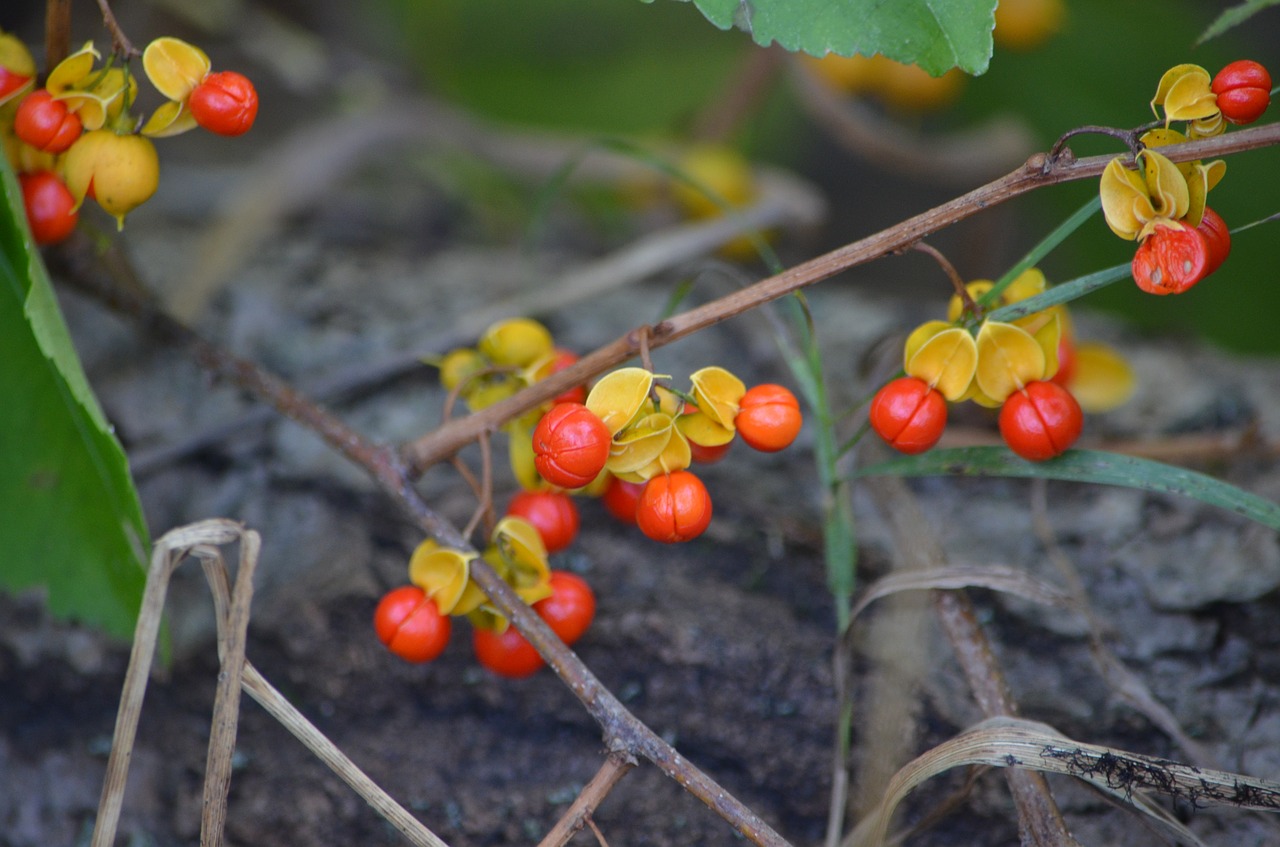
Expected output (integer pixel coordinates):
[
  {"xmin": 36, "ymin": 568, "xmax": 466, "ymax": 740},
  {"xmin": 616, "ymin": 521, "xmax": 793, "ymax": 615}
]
[{"xmin": 4, "ymin": 0, "xmax": 1278, "ymax": 352}]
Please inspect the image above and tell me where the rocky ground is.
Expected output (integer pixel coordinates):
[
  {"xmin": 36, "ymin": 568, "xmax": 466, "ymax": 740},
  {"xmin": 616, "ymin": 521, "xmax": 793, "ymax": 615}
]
[{"xmin": 4, "ymin": 12, "xmax": 1280, "ymax": 846}]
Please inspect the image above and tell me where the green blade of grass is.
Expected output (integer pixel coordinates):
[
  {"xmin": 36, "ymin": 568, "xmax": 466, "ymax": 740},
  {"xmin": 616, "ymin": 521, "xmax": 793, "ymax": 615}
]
[
  {"xmin": 856, "ymin": 447, "xmax": 1280, "ymax": 531},
  {"xmin": 985, "ymin": 262, "xmax": 1131, "ymax": 322},
  {"xmin": 978, "ymin": 195, "xmax": 1102, "ymax": 308}
]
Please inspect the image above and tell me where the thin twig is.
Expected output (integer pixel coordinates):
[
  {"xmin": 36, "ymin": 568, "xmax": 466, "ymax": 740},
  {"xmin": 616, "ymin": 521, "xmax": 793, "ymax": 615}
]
[
  {"xmin": 399, "ymin": 120, "xmax": 1280, "ymax": 477},
  {"xmin": 93, "ymin": 0, "xmax": 139, "ymax": 58},
  {"xmin": 912, "ymin": 242, "xmax": 976, "ymax": 316},
  {"xmin": 44, "ymin": 0, "xmax": 72, "ymax": 70},
  {"xmin": 536, "ymin": 752, "xmax": 636, "ymax": 847}
]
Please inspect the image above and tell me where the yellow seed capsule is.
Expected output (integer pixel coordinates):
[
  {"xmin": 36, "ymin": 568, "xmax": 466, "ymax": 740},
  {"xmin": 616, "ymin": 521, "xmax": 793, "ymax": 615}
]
[
  {"xmin": 478, "ymin": 318, "xmax": 554, "ymax": 368},
  {"xmin": 63, "ymin": 130, "xmax": 160, "ymax": 228}
]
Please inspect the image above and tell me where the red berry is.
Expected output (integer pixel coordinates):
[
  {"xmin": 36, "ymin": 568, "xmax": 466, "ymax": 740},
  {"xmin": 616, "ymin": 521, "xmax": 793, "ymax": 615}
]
[
  {"xmin": 734, "ymin": 384, "xmax": 803, "ymax": 452},
  {"xmin": 546, "ymin": 349, "xmax": 588, "ymax": 405},
  {"xmin": 1196, "ymin": 207, "xmax": 1231, "ymax": 276},
  {"xmin": 1212, "ymin": 60, "xmax": 1271, "ymax": 125},
  {"xmin": 20, "ymin": 171, "xmax": 78, "ymax": 245},
  {"xmin": 14, "ymin": 90, "xmax": 82, "ymax": 153},
  {"xmin": 1131, "ymin": 223, "xmax": 1210, "ymax": 295},
  {"xmin": 188, "ymin": 70, "xmax": 259, "ymax": 136},
  {"xmin": 0, "ymin": 67, "xmax": 31, "ymax": 103},
  {"xmin": 473, "ymin": 624, "xmax": 545, "ymax": 678},
  {"xmin": 532, "ymin": 403, "xmax": 611, "ymax": 489},
  {"xmin": 868, "ymin": 376, "xmax": 947, "ymax": 454},
  {"xmin": 534, "ymin": 571, "xmax": 595, "ymax": 646},
  {"xmin": 636, "ymin": 470, "xmax": 713, "ymax": 543},
  {"xmin": 998, "ymin": 380, "xmax": 1083, "ymax": 461},
  {"xmin": 505, "ymin": 490, "xmax": 580, "ymax": 553},
  {"xmin": 373, "ymin": 586, "xmax": 451, "ymax": 663},
  {"xmin": 689, "ymin": 439, "xmax": 732, "ymax": 464},
  {"xmin": 601, "ymin": 475, "xmax": 644, "ymax": 525}
]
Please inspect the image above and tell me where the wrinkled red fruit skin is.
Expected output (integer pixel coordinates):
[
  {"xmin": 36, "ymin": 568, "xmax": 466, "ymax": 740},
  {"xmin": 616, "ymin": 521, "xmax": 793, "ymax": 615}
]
[
  {"xmin": 868, "ymin": 376, "xmax": 947, "ymax": 454},
  {"xmin": 189, "ymin": 71, "xmax": 259, "ymax": 136},
  {"xmin": 636, "ymin": 470, "xmax": 712, "ymax": 544},
  {"xmin": 1131, "ymin": 224, "xmax": 1210, "ymax": 295},
  {"xmin": 998, "ymin": 381, "xmax": 1083, "ymax": 462},
  {"xmin": 531, "ymin": 403, "xmax": 611, "ymax": 489}
]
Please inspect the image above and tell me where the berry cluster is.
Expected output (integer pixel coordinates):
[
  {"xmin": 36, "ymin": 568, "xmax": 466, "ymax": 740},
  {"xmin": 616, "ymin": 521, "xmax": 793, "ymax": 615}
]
[
  {"xmin": 374, "ymin": 516, "xmax": 597, "ymax": 678},
  {"xmin": 1, "ymin": 32, "xmax": 257, "ymax": 245},
  {"xmin": 376, "ymin": 318, "xmax": 804, "ymax": 676},
  {"xmin": 869, "ymin": 268, "xmax": 1088, "ymax": 462},
  {"xmin": 532, "ymin": 366, "xmax": 802, "ymax": 543},
  {"xmin": 1101, "ymin": 60, "xmax": 1270, "ymax": 295}
]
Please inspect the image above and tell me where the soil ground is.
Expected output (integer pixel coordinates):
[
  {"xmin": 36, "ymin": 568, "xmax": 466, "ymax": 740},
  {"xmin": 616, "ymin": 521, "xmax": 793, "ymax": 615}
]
[{"xmin": 4, "ymin": 6, "xmax": 1280, "ymax": 847}]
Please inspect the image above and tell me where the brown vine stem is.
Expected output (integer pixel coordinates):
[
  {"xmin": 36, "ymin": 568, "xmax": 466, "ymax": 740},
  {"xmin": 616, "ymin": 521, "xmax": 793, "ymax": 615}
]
[
  {"xmin": 53, "ymin": 238, "xmax": 795, "ymax": 847},
  {"xmin": 94, "ymin": 0, "xmax": 139, "ymax": 59},
  {"xmin": 912, "ymin": 241, "xmax": 976, "ymax": 316},
  {"xmin": 536, "ymin": 752, "xmax": 636, "ymax": 847},
  {"xmin": 44, "ymin": 0, "xmax": 73, "ymax": 71},
  {"xmin": 400, "ymin": 119, "xmax": 1280, "ymax": 477}
]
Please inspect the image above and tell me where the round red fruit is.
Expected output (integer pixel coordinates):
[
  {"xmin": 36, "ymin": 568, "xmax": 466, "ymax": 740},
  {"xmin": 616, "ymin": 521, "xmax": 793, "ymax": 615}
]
[
  {"xmin": 1212, "ymin": 60, "xmax": 1271, "ymax": 125},
  {"xmin": 189, "ymin": 70, "xmax": 259, "ymax": 136},
  {"xmin": 20, "ymin": 171, "xmax": 78, "ymax": 245},
  {"xmin": 534, "ymin": 571, "xmax": 596, "ymax": 645},
  {"xmin": 636, "ymin": 470, "xmax": 713, "ymax": 543},
  {"xmin": 689, "ymin": 439, "xmax": 732, "ymax": 464},
  {"xmin": 734, "ymin": 384, "xmax": 803, "ymax": 452},
  {"xmin": 14, "ymin": 90, "xmax": 82, "ymax": 153},
  {"xmin": 1196, "ymin": 207, "xmax": 1231, "ymax": 276},
  {"xmin": 1131, "ymin": 223, "xmax": 1210, "ymax": 295},
  {"xmin": 473, "ymin": 624, "xmax": 545, "ymax": 678},
  {"xmin": 373, "ymin": 586, "xmax": 451, "ymax": 663},
  {"xmin": 601, "ymin": 475, "xmax": 644, "ymax": 525},
  {"xmin": 546, "ymin": 349, "xmax": 588, "ymax": 405},
  {"xmin": 506, "ymin": 490, "xmax": 580, "ymax": 554},
  {"xmin": 868, "ymin": 376, "xmax": 947, "ymax": 454},
  {"xmin": 998, "ymin": 380, "xmax": 1083, "ymax": 461},
  {"xmin": 532, "ymin": 403, "xmax": 611, "ymax": 489}
]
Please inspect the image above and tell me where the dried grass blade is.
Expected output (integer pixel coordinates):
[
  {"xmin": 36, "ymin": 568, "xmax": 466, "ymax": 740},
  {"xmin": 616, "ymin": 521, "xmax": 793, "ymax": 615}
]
[
  {"xmin": 849, "ymin": 565, "xmax": 1076, "ymax": 625},
  {"xmin": 850, "ymin": 716, "xmax": 1280, "ymax": 847}
]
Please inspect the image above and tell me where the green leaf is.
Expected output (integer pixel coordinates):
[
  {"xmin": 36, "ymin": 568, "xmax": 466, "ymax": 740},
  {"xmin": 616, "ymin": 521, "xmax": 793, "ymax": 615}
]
[
  {"xmin": 857, "ymin": 447, "xmax": 1280, "ymax": 531},
  {"xmin": 0, "ymin": 158, "xmax": 149, "ymax": 641},
  {"xmin": 1197, "ymin": 0, "xmax": 1280, "ymax": 44},
  {"xmin": 985, "ymin": 262, "xmax": 1131, "ymax": 322},
  {"xmin": 679, "ymin": 0, "xmax": 996, "ymax": 75}
]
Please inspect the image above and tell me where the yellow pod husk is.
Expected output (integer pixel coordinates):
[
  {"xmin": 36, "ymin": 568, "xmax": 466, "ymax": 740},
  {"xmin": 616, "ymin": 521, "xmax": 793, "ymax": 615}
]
[
  {"xmin": 606, "ymin": 412, "xmax": 675, "ymax": 475},
  {"xmin": 1070, "ymin": 342, "xmax": 1136, "ymax": 413},
  {"xmin": 587, "ymin": 367, "xmax": 654, "ymax": 436},
  {"xmin": 974, "ymin": 320, "xmax": 1046, "ymax": 403},
  {"xmin": 408, "ymin": 540, "xmax": 480, "ymax": 616},
  {"xmin": 905, "ymin": 326, "xmax": 978, "ymax": 402},
  {"xmin": 689, "ymin": 366, "xmax": 746, "ymax": 428},
  {"xmin": 142, "ymin": 36, "xmax": 211, "ymax": 102}
]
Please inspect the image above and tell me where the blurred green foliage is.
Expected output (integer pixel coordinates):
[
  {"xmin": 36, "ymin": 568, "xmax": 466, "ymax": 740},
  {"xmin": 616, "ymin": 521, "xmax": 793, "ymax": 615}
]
[{"xmin": 371, "ymin": 0, "xmax": 1280, "ymax": 353}]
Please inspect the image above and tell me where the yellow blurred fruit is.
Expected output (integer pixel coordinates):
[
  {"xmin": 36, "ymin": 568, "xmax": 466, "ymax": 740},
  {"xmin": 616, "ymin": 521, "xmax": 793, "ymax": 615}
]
[
  {"xmin": 877, "ymin": 59, "xmax": 966, "ymax": 111},
  {"xmin": 63, "ymin": 130, "xmax": 160, "ymax": 227},
  {"xmin": 802, "ymin": 53, "xmax": 886, "ymax": 94},
  {"xmin": 994, "ymin": 0, "xmax": 1066, "ymax": 51},
  {"xmin": 479, "ymin": 318, "xmax": 554, "ymax": 368},
  {"xmin": 672, "ymin": 145, "xmax": 756, "ymax": 220}
]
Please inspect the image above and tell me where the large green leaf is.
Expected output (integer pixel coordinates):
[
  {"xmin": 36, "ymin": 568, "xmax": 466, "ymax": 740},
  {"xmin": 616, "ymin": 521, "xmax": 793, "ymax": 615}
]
[
  {"xmin": 858, "ymin": 448, "xmax": 1280, "ymax": 530},
  {"xmin": 673, "ymin": 0, "xmax": 997, "ymax": 75},
  {"xmin": 0, "ymin": 158, "xmax": 148, "ymax": 641}
]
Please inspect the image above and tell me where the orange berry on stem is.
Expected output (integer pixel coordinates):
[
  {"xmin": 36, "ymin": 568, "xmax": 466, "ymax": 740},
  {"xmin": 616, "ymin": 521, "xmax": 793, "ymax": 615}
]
[
  {"xmin": 1196, "ymin": 207, "xmax": 1231, "ymax": 276},
  {"xmin": 373, "ymin": 586, "xmax": 451, "ymax": 663},
  {"xmin": 505, "ymin": 490, "xmax": 580, "ymax": 554},
  {"xmin": 868, "ymin": 376, "xmax": 947, "ymax": 454},
  {"xmin": 189, "ymin": 70, "xmax": 259, "ymax": 136},
  {"xmin": 532, "ymin": 402, "xmax": 611, "ymax": 489},
  {"xmin": 14, "ymin": 90, "xmax": 82, "ymax": 153},
  {"xmin": 735, "ymin": 384, "xmax": 802, "ymax": 452},
  {"xmin": 473, "ymin": 624, "xmax": 545, "ymax": 678},
  {"xmin": 601, "ymin": 475, "xmax": 644, "ymax": 525},
  {"xmin": 534, "ymin": 571, "xmax": 596, "ymax": 646},
  {"xmin": 20, "ymin": 171, "xmax": 78, "ymax": 245},
  {"xmin": 1211, "ymin": 60, "xmax": 1271, "ymax": 125},
  {"xmin": 636, "ymin": 470, "xmax": 713, "ymax": 543},
  {"xmin": 998, "ymin": 380, "xmax": 1083, "ymax": 461}
]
